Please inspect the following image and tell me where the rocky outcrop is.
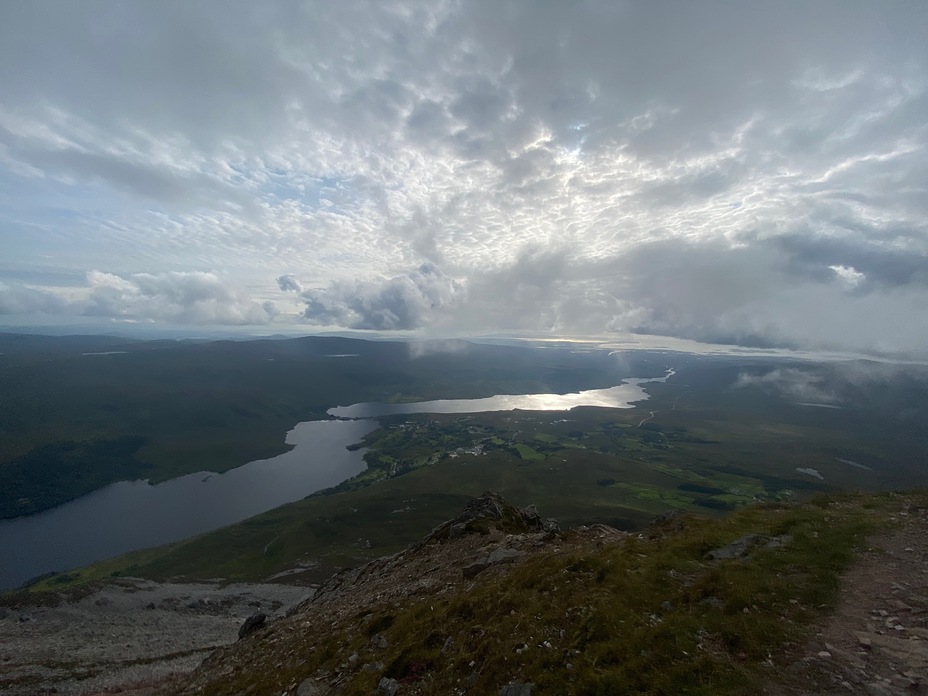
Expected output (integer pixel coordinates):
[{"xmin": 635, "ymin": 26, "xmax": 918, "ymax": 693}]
[
  {"xmin": 424, "ymin": 491, "xmax": 560, "ymax": 543},
  {"xmin": 237, "ymin": 612, "xmax": 267, "ymax": 640},
  {"xmin": 463, "ymin": 547, "xmax": 527, "ymax": 579},
  {"xmin": 705, "ymin": 533, "xmax": 792, "ymax": 561},
  {"xmin": 181, "ymin": 492, "xmax": 570, "ymax": 694},
  {"xmin": 297, "ymin": 492, "xmax": 561, "ymax": 612}
]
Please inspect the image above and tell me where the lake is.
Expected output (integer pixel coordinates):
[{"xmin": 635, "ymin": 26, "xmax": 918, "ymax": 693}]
[
  {"xmin": 327, "ymin": 379, "xmax": 654, "ymax": 418},
  {"xmin": 0, "ymin": 376, "xmax": 664, "ymax": 590}
]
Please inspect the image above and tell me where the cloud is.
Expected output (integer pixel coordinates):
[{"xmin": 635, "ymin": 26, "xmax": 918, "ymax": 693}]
[
  {"xmin": 0, "ymin": 2, "xmax": 926, "ymax": 354},
  {"xmin": 582, "ymin": 240, "xmax": 928, "ymax": 355},
  {"xmin": 407, "ymin": 339, "xmax": 470, "ymax": 359},
  {"xmin": 734, "ymin": 368, "xmax": 837, "ymax": 404},
  {"xmin": 276, "ymin": 274, "xmax": 303, "ymax": 293},
  {"xmin": 301, "ymin": 264, "xmax": 464, "ymax": 331},
  {"xmin": 770, "ymin": 233, "xmax": 928, "ymax": 291},
  {"xmin": 0, "ymin": 281, "xmax": 72, "ymax": 315},
  {"xmin": 294, "ymin": 235, "xmax": 928, "ymax": 355},
  {"xmin": 1, "ymin": 271, "xmax": 278, "ymax": 326},
  {"xmin": 83, "ymin": 271, "xmax": 276, "ymax": 325}
]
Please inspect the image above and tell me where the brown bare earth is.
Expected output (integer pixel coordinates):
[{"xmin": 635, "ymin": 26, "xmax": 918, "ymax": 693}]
[{"xmin": 768, "ymin": 505, "xmax": 928, "ymax": 695}]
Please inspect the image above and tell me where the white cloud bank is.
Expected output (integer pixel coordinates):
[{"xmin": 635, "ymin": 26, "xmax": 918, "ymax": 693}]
[
  {"xmin": 0, "ymin": 1, "xmax": 926, "ymax": 355},
  {"xmin": 0, "ymin": 271, "xmax": 276, "ymax": 325}
]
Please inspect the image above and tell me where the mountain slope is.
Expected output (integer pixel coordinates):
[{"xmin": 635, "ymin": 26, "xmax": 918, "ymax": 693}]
[{"xmin": 167, "ymin": 492, "xmax": 917, "ymax": 696}]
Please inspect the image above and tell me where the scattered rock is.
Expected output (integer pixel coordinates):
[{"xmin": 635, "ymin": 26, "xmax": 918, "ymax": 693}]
[
  {"xmin": 463, "ymin": 548, "xmax": 527, "ymax": 578},
  {"xmin": 649, "ymin": 510, "xmax": 687, "ymax": 529},
  {"xmin": 705, "ymin": 534, "xmax": 791, "ymax": 561},
  {"xmin": 519, "ymin": 505, "xmax": 560, "ymax": 536},
  {"xmin": 370, "ymin": 633, "xmax": 388, "ymax": 650},
  {"xmin": 772, "ymin": 506, "xmax": 928, "ymax": 695},
  {"xmin": 447, "ymin": 522, "xmax": 467, "ymax": 539},
  {"xmin": 499, "ymin": 682, "xmax": 534, "ymax": 696},
  {"xmin": 519, "ymin": 504, "xmax": 544, "ymax": 526},
  {"xmin": 488, "ymin": 548, "xmax": 526, "ymax": 564},
  {"xmin": 1, "ymin": 580, "xmax": 307, "ymax": 696},
  {"xmin": 296, "ymin": 677, "xmax": 323, "ymax": 696},
  {"xmin": 377, "ymin": 676, "xmax": 399, "ymax": 695},
  {"xmin": 462, "ymin": 561, "xmax": 487, "ymax": 579},
  {"xmin": 237, "ymin": 612, "xmax": 267, "ymax": 640}
]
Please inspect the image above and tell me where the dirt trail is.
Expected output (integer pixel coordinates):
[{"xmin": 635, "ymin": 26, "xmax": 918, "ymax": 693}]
[{"xmin": 769, "ymin": 503, "xmax": 928, "ymax": 695}]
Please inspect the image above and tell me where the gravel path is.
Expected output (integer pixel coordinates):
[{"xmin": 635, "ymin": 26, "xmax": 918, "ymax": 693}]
[
  {"xmin": 0, "ymin": 578, "xmax": 310, "ymax": 695},
  {"xmin": 768, "ymin": 502, "xmax": 928, "ymax": 695}
]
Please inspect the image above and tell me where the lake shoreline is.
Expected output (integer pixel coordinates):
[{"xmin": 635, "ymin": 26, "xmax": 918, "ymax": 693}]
[{"xmin": 1, "ymin": 374, "xmax": 669, "ymax": 590}]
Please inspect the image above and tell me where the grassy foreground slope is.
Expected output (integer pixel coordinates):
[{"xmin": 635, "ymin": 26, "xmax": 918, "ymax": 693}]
[{"xmin": 171, "ymin": 491, "xmax": 926, "ymax": 696}]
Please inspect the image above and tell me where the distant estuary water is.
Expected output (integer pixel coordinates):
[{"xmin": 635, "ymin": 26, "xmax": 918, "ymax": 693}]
[
  {"xmin": 0, "ymin": 372, "xmax": 670, "ymax": 590},
  {"xmin": 327, "ymin": 378, "xmax": 660, "ymax": 418}
]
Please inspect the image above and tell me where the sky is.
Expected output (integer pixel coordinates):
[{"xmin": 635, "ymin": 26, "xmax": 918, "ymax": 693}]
[{"xmin": 1, "ymin": 1, "xmax": 927, "ymax": 356}]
